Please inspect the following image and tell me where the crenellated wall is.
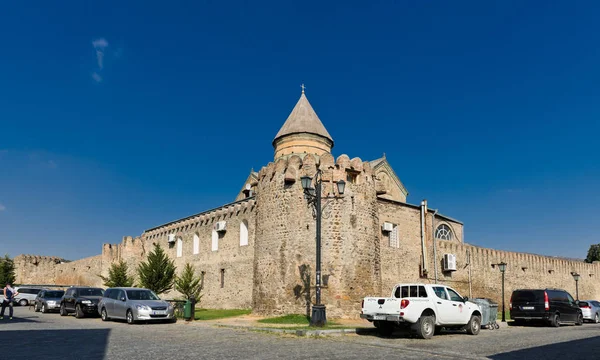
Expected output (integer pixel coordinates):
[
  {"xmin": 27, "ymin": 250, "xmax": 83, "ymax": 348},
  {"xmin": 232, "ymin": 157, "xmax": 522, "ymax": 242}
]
[
  {"xmin": 433, "ymin": 241, "xmax": 600, "ymax": 306},
  {"xmin": 141, "ymin": 197, "xmax": 257, "ymax": 308},
  {"xmin": 14, "ymin": 155, "xmax": 599, "ymax": 319},
  {"xmin": 15, "ymin": 198, "xmax": 257, "ymax": 310}
]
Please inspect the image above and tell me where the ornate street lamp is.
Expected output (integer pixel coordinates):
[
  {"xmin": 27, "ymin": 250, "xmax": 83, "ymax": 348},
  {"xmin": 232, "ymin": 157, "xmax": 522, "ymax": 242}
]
[
  {"xmin": 301, "ymin": 170, "xmax": 345, "ymax": 327},
  {"xmin": 496, "ymin": 262, "xmax": 507, "ymax": 322},
  {"xmin": 571, "ymin": 272, "xmax": 580, "ymax": 300}
]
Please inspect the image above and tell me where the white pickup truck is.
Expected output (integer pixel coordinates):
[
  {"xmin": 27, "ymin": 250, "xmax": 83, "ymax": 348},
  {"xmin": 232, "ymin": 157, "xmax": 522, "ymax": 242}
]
[{"xmin": 360, "ymin": 283, "xmax": 482, "ymax": 339}]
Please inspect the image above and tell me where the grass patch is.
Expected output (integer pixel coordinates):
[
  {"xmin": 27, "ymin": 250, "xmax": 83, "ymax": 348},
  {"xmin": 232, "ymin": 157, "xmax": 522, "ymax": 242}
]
[
  {"xmin": 276, "ymin": 325, "xmax": 361, "ymax": 331},
  {"xmin": 194, "ymin": 308, "xmax": 251, "ymax": 321},
  {"xmin": 258, "ymin": 314, "xmax": 310, "ymax": 325},
  {"xmin": 497, "ymin": 312, "xmax": 511, "ymax": 320}
]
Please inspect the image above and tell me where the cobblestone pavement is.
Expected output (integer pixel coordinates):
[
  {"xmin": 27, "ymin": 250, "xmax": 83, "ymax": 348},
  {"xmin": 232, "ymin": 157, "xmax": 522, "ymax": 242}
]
[{"xmin": 1, "ymin": 307, "xmax": 600, "ymax": 359}]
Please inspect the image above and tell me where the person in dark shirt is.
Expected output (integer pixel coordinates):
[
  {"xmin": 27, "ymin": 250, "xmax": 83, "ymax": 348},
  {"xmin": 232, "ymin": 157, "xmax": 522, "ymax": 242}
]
[{"xmin": 1, "ymin": 283, "xmax": 19, "ymax": 320}]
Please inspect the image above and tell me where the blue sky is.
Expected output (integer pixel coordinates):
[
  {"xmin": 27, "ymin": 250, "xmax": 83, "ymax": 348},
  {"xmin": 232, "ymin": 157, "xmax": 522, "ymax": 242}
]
[{"xmin": 0, "ymin": 1, "xmax": 599, "ymax": 260}]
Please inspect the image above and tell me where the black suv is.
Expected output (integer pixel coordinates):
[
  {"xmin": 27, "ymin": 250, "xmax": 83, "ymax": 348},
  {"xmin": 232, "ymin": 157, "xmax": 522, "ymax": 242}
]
[
  {"xmin": 59, "ymin": 287, "xmax": 104, "ymax": 318},
  {"xmin": 510, "ymin": 288, "xmax": 583, "ymax": 327}
]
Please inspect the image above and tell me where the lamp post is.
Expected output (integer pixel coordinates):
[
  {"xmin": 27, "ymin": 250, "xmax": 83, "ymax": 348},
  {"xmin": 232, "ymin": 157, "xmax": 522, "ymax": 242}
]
[
  {"xmin": 571, "ymin": 272, "xmax": 580, "ymax": 300},
  {"xmin": 497, "ymin": 262, "xmax": 507, "ymax": 322},
  {"xmin": 301, "ymin": 169, "xmax": 346, "ymax": 327}
]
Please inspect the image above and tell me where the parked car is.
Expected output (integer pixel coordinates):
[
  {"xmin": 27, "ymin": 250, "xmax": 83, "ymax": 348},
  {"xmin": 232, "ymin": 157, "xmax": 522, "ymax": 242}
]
[
  {"xmin": 34, "ymin": 289, "xmax": 65, "ymax": 313},
  {"xmin": 59, "ymin": 287, "xmax": 104, "ymax": 318},
  {"xmin": 98, "ymin": 287, "xmax": 176, "ymax": 324},
  {"xmin": 13, "ymin": 287, "xmax": 43, "ymax": 306},
  {"xmin": 579, "ymin": 300, "xmax": 600, "ymax": 323},
  {"xmin": 510, "ymin": 288, "xmax": 583, "ymax": 327},
  {"xmin": 360, "ymin": 283, "xmax": 482, "ymax": 339}
]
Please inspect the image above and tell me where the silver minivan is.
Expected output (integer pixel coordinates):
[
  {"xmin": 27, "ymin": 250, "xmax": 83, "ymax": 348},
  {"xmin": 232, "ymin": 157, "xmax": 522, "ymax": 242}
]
[{"xmin": 98, "ymin": 287, "xmax": 176, "ymax": 324}]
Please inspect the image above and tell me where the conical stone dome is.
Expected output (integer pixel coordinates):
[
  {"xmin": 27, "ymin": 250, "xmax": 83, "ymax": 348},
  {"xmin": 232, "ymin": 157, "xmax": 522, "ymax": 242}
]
[{"xmin": 273, "ymin": 91, "xmax": 334, "ymax": 159}]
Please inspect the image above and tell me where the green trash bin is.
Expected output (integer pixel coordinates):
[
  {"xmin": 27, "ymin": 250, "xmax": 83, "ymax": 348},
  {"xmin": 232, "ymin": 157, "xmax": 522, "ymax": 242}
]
[{"xmin": 184, "ymin": 300, "xmax": 192, "ymax": 320}]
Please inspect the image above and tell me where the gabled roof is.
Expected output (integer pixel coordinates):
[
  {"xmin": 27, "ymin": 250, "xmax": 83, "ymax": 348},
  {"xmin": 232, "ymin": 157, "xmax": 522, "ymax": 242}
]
[
  {"xmin": 371, "ymin": 156, "xmax": 409, "ymax": 196},
  {"xmin": 235, "ymin": 170, "xmax": 259, "ymax": 202},
  {"xmin": 273, "ymin": 92, "xmax": 333, "ymax": 145}
]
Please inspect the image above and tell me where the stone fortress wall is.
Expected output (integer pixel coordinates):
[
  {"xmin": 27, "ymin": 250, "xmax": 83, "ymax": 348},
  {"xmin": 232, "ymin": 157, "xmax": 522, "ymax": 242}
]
[
  {"xmin": 13, "ymin": 89, "xmax": 599, "ymax": 318},
  {"xmin": 15, "ymin": 198, "xmax": 257, "ymax": 309},
  {"xmin": 14, "ymin": 149, "xmax": 600, "ymax": 317}
]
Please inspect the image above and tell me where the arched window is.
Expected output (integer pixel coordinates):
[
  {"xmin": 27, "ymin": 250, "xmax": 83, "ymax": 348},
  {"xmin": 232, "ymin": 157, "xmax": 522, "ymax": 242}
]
[
  {"xmin": 193, "ymin": 233, "xmax": 200, "ymax": 255},
  {"xmin": 435, "ymin": 224, "xmax": 453, "ymax": 241},
  {"xmin": 240, "ymin": 220, "xmax": 248, "ymax": 246},
  {"xmin": 211, "ymin": 230, "xmax": 218, "ymax": 251},
  {"xmin": 176, "ymin": 238, "xmax": 183, "ymax": 257}
]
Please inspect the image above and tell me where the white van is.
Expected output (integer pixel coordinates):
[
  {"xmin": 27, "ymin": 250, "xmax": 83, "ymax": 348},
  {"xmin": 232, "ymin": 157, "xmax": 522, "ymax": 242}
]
[{"xmin": 13, "ymin": 287, "xmax": 43, "ymax": 306}]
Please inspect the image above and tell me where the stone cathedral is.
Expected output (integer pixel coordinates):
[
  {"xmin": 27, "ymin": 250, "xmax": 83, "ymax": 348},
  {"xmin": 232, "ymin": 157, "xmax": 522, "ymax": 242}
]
[{"xmin": 15, "ymin": 90, "xmax": 600, "ymax": 318}]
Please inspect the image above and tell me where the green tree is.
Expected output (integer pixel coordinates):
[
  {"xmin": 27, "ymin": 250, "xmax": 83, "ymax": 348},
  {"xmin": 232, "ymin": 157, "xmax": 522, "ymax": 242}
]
[
  {"xmin": 174, "ymin": 263, "xmax": 203, "ymax": 301},
  {"xmin": 585, "ymin": 244, "xmax": 600, "ymax": 263},
  {"xmin": 137, "ymin": 243, "xmax": 176, "ymax": 294},
  {"xmin": 99, "ymin": 260, "xmax": 135, "ymax": 287},
  {"xmin": 0, "ymin": 255, "xmax": 16, "ymax": 286}
]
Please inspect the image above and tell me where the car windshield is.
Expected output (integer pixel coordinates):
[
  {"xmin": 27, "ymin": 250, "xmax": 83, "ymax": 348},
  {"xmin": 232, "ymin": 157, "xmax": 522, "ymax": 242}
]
[
  {"xmin": 79, "ymin": 288, "xmax": 103, "ymax": 297},
  {"xmin": 126, "ymin": 290, "xmax": 160, "ymax": 301},
  {"xmin": 45, "ymin": 291, "xmax": 64, "ymax": 298}
]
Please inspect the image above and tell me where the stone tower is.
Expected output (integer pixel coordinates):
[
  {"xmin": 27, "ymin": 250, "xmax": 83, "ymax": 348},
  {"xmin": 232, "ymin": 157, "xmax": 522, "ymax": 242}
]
[{"xmin": 253, "ymin": 91, "xmax": 382, "ymax": 317}]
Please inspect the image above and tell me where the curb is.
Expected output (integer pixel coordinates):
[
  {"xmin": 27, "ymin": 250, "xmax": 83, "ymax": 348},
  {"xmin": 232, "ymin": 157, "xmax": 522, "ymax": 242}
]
[{"xmin": 215, "ymin": 324, "xmax": 378, "ymax": 337}]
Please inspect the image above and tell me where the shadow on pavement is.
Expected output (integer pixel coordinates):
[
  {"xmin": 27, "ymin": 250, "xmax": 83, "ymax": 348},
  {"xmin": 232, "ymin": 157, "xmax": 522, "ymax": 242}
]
[
  {"xmin": 490, "ymin": 336, "xmax": 600, "ymax": 359},
  {"xmin": 0, "ymin": 315, "xmax": 40, "ymax": 324},
  {"xmin": 0, "ymin": 329, "xmax": 110, "ymax": 359}
]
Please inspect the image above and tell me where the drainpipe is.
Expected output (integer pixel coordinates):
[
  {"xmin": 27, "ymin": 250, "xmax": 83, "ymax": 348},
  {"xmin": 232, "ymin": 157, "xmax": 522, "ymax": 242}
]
[
  {"xmin": 420, "ymin": 200, "xmax": 428, "ymax": 277},
  {"xmin": 432, "ymin": 209, "xmax": 439, "ymax": 283}
]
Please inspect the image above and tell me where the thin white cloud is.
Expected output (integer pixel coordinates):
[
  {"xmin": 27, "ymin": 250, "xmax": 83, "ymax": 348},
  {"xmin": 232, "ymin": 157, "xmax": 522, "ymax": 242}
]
[
  {"xmin": 0, "ymin": 204, "xmax": 5, "ymax": 212},
  {"xmin": 91, "ymin": 72, "xmax": 103, "ymax": 83},
  {"xmin": 92, "ymin": 38, "xmax": 109, "ymax": 69},
  {"xmin": 91, "ymin": 38, "xmax": 110, "ymax": 82}
]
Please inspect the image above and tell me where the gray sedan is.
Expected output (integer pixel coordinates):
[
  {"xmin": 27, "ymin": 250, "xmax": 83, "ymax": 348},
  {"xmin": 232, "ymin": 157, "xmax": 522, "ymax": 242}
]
[
  {"xmin": 35, "ymin": 290, "xmax": 65, "ymax": 313},
  {"xmin": 98, "ymin": 287, "xmax": 176, "ymax": 324}
]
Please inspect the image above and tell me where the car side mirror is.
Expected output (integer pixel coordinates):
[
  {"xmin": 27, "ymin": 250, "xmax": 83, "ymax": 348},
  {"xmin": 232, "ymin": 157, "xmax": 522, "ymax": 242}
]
[
  {"xmin": 463, "ymin": 297, "xmax": 469, "ymax": 302},
  {"xmin": 120, "ymin": 297, "xmax": 126, "ymax": 302},
  {"xmin": 575, "ymin": 300, "xmax": 580, "ymax": 305}
]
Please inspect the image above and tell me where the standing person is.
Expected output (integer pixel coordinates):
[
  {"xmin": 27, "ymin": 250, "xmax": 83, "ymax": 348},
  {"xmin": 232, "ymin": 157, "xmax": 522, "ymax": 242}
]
[{"xmin": 1, "ymin": 283, "xmax": 18, "ymax": 320}]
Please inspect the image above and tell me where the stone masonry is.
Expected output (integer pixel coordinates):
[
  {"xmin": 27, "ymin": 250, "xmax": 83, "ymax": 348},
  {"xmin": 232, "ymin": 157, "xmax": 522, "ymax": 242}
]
[{"xmin": 14, "ymin": 90, "xmax": 600, "ymax": 318}]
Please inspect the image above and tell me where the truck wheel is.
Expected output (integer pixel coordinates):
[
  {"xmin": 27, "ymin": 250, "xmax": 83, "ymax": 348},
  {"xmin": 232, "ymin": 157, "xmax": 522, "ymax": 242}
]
[
  {"xmin": 416, "ymin": 315, "xmax": 435, "ymax": 339},
  {"xmin": 377, "ymin": 322, "xmax": 394, "ymax": 337},
  {"xmin": 466, "ymin": 315, "xmax": 481, "ymax": 335}
]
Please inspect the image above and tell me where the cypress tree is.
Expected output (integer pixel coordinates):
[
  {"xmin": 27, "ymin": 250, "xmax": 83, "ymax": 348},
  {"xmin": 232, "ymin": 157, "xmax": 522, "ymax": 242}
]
[
  {"xmin": 99, "ymin": 260, "xmax": 135, "ymax": 287},
  {"xmin": 174, "ymin": 263, "xmax": 203, "ymax": 301},
  {"xmin": 137, "ymin": 243, "xmax": 176, "ymax": 294}
]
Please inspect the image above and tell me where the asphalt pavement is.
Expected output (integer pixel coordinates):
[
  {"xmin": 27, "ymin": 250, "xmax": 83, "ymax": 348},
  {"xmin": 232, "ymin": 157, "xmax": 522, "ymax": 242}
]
[{"xmin": 1, "ymin": 307, "xmax": 599, "ymax": 359}]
